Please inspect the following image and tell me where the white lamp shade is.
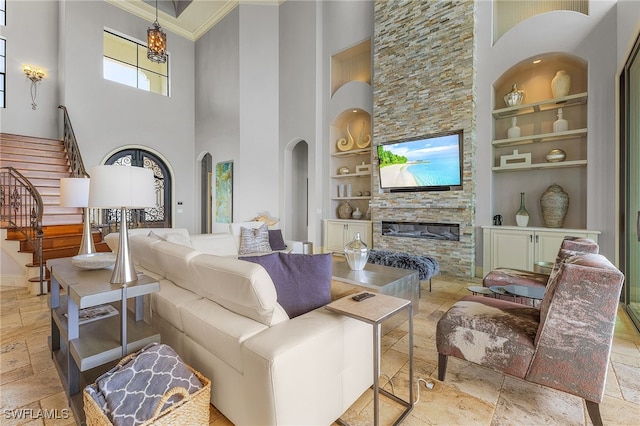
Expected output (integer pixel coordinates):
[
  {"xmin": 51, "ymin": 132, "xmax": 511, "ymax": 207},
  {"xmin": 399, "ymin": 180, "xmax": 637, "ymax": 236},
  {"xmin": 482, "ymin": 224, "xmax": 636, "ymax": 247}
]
[
  {"xmin": 59, "ymin": 178, "xmax": 90, "ymax": 207},
  {"xmin": 88, "ymin": 165, "xmax": 156, "ymax": 208}
]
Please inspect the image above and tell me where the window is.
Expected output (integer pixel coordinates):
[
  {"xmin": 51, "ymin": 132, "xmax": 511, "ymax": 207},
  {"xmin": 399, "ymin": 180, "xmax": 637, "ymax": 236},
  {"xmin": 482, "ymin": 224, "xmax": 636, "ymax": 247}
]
[
  {"xmin": 103, "ymin": 30, "xmax": 169, "ymax": 96},
  {"xmin": 0, "ymin": 0, "xmax": 6, "ymax": 26},
  {"xmin": 0, "ymin": 38, "xmax": 5, "ymax": 108}
]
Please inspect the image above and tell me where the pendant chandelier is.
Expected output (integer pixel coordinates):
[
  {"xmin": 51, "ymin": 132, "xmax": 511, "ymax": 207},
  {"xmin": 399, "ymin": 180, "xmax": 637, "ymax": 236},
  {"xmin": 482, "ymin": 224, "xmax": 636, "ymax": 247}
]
[{"xmin": 147, "ymin": 0, "xmax": 167, "ymax": 63}]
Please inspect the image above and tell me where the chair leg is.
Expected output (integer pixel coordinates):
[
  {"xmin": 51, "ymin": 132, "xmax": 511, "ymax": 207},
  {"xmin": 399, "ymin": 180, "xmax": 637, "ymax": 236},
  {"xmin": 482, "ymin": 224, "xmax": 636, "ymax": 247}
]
[
  {"xmin": 438, "ymin": 353, "xmax": 448, "ymax": 381},
  {"xmin": 585, "ymin": 400, "xmax": 603, "ymax": 426}
]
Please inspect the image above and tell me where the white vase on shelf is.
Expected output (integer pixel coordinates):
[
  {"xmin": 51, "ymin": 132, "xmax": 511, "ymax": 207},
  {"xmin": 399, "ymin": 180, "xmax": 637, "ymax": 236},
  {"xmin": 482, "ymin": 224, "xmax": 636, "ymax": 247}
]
[
  {"xmin": 551, "ymin": 70, "xmax": 571, "ymax": 98},
  {"xmin": 553, "ymin": 108, "xmax": 568, "ymax": 132},
  {"xmin": 507, "ymin": 117, "xmax": 521, "ymax": 139}
]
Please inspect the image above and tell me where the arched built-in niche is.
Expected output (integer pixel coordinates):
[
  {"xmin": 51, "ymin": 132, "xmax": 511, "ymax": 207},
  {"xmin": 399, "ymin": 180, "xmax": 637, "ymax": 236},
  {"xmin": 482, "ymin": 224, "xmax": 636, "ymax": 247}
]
[{"xmin": 491, "ymin": 53, "xmax": 588, "ymax": 229}]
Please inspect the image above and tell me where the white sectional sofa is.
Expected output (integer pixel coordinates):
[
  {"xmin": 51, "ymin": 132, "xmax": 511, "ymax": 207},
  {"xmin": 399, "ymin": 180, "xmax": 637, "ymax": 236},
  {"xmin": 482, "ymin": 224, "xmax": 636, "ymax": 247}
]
[{"xmin": 104, "ymin": 227, "xmax": 373, "ymax": 425}]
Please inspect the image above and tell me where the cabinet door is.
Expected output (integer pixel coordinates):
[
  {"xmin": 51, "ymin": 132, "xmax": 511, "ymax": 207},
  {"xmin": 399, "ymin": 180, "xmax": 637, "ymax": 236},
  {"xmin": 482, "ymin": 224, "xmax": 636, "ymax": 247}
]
[
  {"xmin": 534, "ymin": 230, "xmax": 591, "ymax": 264},
  {"xmin": 325, "ymin": 221, "xmax": 349, "ymax": 252},
  {"xmin": 490, "ymin": 229, "xmax": 534, "ymax": 271}
]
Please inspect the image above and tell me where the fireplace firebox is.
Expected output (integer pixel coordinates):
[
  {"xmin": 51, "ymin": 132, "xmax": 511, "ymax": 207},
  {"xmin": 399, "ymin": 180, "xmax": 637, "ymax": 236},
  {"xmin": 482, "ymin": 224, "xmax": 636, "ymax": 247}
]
[{"xmin": 381, "ymin": 221, "xmax": 460, "ymax": 241}]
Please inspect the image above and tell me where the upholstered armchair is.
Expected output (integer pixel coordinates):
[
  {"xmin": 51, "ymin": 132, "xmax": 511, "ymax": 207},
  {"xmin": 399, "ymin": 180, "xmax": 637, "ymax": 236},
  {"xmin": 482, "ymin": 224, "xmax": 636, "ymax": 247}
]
[
  {"xmin": 437, "ymin": 252, "xmax": 624, "ymax": 426},
  {"xmin": 483, "ymin": 236, "xmax": 599, "ymax": 305}
]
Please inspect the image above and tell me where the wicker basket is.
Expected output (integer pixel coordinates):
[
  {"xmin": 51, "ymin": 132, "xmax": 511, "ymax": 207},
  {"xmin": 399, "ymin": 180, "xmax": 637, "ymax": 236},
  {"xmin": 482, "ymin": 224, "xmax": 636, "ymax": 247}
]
[{"xmin": 83, "ymin": 353, "xmax": 211, "ymax": 426}]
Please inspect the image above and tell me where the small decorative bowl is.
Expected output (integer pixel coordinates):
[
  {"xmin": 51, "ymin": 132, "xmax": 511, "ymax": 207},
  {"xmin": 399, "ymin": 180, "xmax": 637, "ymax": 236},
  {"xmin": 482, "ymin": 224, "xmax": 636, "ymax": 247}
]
[
  {"xmin": 72, "ymin": 253, "xmax": 117, "ymax": 270},
  {"xmin": 546, "ymin": 148, "xmax": 567, "ymax": 163}
]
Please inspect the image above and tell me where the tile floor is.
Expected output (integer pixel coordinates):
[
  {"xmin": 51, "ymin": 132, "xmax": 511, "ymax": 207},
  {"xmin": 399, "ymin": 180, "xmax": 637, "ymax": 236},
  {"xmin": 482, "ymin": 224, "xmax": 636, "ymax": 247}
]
[{"xmin": 1, "ymin": 275, "xmax": 639, "ymax": 425}]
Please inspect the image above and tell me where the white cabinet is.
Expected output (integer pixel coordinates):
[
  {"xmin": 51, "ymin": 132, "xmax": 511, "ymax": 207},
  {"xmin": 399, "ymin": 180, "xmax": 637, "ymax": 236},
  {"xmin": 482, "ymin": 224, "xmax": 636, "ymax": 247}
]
[
  {"xmin": 324, "ymin": 219, "xmax": 372, "ymax": 253},
  {"xmin": 482, "ymin": 226, "xmax": 600, "ymax": 276}
]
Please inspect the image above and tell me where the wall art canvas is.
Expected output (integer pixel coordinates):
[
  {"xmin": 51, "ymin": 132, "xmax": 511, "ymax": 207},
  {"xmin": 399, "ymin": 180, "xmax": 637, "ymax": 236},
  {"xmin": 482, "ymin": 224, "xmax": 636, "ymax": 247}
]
[{"xmin": 215, "ymin": 161, "xmax": 233, "ymax": 223}]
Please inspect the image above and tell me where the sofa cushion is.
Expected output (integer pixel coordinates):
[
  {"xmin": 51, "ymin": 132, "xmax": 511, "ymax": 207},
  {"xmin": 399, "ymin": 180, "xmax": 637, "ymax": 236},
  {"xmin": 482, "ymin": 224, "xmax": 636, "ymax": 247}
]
[
  {"xmin": 190, "ymin": 254, "xmax": 286, "ymax": 326},
  {"xmin": 436, "ymin": 295, "xmax": 539, "ymax": 378},
  {"xmin": 152, "ymin": 241, "xmax": 200, "ymax": 289},
  {"xmin": 238, "ymin": 223, "xmax": 272, "ymax": 255},
  {"xmin": 240, "ymin": 252, "xmax": 332, "ymax": 318},
  {"xmin": 180, "ymin": 298, "xmax": 269, "ymax": 374},
  {"xmin": 150, "ymin": 279, "xmax": 202, "ymax": 332},
  {"xmin": 128, "ymin": 235, "xmax": 165, "ymax": 275},
  {"xmin": 190, "ymin": 233, "xmax": 238, "ymax": 256},
  {"xmin": 268, "ymin": 229, "xmax": 287, "ymax": 251}
]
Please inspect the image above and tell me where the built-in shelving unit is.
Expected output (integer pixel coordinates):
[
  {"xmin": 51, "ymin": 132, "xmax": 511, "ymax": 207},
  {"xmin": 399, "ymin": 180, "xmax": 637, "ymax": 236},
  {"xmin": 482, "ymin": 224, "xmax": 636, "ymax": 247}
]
[
  {"xmin": 325, "ymin": 39, "xmax": 373, "ymax": 251},
  {"xmin": 490, "ymin": 53, "xmax": 589, "ymax": 230}
]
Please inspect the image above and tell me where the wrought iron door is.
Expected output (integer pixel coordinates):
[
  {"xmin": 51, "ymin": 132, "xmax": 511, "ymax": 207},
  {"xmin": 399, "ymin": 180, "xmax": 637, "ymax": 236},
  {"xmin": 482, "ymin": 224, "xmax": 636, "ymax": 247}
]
[{"xmin": 102, "ymin": 149, "xmax": 171, "ymax": 231}]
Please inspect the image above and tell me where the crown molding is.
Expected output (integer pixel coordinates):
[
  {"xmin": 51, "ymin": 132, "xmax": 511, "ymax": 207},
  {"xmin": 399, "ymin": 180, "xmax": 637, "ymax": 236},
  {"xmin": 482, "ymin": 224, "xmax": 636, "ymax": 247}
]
[{"xmin": 105, "ymin": 0, "xmax": 239, "ymax": 42}]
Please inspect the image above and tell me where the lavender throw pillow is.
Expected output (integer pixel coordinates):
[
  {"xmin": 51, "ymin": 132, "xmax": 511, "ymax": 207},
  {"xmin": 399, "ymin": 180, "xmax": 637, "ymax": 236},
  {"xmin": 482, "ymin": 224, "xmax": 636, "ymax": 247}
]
[
  {"xmin": 240, "ymin": 252, "xmax": 332, "ymax": 318},
  {"xmin": 268, "ymin": 229, "xmax": 287, "ymax": 251}
]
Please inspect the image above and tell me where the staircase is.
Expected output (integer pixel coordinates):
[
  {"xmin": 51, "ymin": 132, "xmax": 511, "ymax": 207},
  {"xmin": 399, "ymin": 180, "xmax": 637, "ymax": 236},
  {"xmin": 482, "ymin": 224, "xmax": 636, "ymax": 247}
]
[{"xmin": 1, "ymin": 133, "xmax": 110, "ymax": 291}]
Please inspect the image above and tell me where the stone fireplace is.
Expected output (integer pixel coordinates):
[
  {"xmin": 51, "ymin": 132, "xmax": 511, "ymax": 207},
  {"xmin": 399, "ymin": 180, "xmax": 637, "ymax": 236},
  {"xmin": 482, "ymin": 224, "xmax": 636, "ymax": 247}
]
[{"xmin": 372, "ymin": 1, "xmax": 476, "ymax": 277}]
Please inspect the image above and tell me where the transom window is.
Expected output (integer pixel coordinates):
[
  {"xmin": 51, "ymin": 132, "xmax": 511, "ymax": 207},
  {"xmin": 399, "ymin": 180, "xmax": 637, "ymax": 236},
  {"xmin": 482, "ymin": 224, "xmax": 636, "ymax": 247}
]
[{"xmin": 103, "ymin": 30, "xmax": 169, "ymax": 96}]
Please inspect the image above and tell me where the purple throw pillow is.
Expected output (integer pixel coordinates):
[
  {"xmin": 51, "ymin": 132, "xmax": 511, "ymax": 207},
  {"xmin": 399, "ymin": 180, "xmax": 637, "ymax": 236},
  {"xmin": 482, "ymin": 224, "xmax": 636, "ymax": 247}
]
[
  {"xmin": 268, "ymin": 229, "xmax": 287, "ymax": 251},
  {"xmin": 240, "ymin": 252, "xmax": 332, "ymax": 318}
]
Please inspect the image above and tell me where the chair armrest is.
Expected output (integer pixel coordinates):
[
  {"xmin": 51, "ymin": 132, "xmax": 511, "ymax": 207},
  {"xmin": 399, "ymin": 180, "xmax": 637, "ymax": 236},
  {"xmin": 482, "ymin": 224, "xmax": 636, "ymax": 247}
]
[{"xmin": 483, "ymin": 268, "xmax": 548, "ymax": 289}]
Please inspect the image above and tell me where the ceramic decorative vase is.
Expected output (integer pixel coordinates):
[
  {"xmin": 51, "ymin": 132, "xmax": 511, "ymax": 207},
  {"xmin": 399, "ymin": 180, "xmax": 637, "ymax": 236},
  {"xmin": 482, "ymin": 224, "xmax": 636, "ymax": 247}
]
[
  {"xmin": 337, "ymin": 201, "xmax": 353, "ymax": 219},
  {"xmin": 352, "ymin": 207, "xmax": 362, "ymax": 220},
  {"xmin": 504, "ymin": 84, "xmax": 525, "ymax": 106},
  {"xmin": 540, "ymin": 183, "xmax": 569, "ymax": 228},
  {"xmin": 507, "ymin": 117, "xmax": 521, "ymax": 138},
  {"xmin": 551, "ymin": 70, "xmax": 571, "ymax": 99},
  {"xmin": 553, "ymin": 108, "xmax": 568, "ymax": 132},
  {"xmin": 344, "ymin": 232, "xmax": 369, "ymax": 270},
  {"xmin": 515, "ymin": 192, "xmax": 529, "ymax": 227}
]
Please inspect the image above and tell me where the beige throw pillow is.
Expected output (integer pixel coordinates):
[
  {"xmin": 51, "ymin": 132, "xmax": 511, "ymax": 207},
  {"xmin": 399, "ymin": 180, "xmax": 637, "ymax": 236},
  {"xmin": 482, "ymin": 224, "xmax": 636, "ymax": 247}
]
[{"xmin": 239, "ymin": 223, "xmax": 272, "ymax": 255}]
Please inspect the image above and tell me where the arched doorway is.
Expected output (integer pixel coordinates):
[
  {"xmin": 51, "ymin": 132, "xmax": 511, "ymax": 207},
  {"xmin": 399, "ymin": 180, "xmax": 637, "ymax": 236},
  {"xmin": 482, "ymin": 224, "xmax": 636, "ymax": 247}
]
[
  {"xmin": 102, "ymin": 148, "xmax": 171, "ymax": 230},
  {"xmin": 201, "ymin": 153, "xmax": 213, "ymax": 233},
  {"xmin": 289, "ymin": 140, "xmax": 309, "ymax": 242}
]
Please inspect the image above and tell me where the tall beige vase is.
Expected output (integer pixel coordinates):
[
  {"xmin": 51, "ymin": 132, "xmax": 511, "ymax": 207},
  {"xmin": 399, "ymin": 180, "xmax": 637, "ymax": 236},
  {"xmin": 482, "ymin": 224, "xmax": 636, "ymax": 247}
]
[
  {"xmin": 551, "ymin": 70, "xmax": 571, "ymax": 99},
  {"xmin": 540, "ymin": 183, "xmax": 569, "ymax": 228}
]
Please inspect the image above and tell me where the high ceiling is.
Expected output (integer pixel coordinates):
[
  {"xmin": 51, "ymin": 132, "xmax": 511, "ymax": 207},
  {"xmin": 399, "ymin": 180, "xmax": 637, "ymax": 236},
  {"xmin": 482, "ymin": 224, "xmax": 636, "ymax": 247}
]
[{"xmin": 106, "ymin": 0, "xmax": 242, "ymax": 41}]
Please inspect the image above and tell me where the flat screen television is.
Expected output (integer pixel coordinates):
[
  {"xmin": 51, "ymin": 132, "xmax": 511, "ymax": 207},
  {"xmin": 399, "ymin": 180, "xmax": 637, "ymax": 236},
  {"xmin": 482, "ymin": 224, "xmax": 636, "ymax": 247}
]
[{"xmin": 377, "ymin": 130, "xmax": 463, "ymax": 192}]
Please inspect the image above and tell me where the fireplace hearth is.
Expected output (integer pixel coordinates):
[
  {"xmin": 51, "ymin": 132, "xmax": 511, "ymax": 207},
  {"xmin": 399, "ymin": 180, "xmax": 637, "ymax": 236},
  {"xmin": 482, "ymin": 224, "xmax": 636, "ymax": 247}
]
[{"xmin": 381, "ymin": 221, "xmax": 460, "ymax": 241}]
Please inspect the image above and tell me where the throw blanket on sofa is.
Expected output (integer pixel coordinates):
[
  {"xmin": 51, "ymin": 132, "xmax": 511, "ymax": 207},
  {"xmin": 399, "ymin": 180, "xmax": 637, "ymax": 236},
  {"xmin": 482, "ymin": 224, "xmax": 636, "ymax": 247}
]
[{"xmin": 85, "ymin": 343, "xmax": 203, "ymax": 426}]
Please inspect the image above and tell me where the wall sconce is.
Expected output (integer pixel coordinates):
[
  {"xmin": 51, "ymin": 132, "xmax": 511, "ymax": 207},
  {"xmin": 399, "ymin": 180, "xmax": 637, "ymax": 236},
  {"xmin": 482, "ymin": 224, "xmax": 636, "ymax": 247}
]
[{"xmin": 23, "ymin": 65, "xmax": 45, "ymax": 110}]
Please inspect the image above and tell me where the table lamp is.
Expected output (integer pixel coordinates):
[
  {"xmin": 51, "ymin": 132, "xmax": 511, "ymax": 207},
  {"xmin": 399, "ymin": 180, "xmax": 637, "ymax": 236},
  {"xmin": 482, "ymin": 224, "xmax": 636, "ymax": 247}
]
[
  {"xmin": 88, "ymin": 165, "xmax": 156, "ymax": 285},
  {"xmin": 59, "ymin": 177, "xmax": 96, "ymax": 255}
]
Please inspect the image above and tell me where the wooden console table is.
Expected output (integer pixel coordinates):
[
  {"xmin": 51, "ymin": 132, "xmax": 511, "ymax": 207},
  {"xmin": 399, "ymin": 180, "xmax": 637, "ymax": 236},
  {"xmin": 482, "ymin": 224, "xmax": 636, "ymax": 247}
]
[{"xmin": 48, "ymin": 257, "xmax": 160, "ymax": 424}]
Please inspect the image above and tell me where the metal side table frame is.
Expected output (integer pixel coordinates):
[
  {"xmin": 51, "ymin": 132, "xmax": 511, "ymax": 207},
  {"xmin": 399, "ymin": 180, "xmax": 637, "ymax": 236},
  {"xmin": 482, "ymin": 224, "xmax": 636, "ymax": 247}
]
[{"xmin": 326, "ymin": 292, "xmax": 414, "ymax": 426}]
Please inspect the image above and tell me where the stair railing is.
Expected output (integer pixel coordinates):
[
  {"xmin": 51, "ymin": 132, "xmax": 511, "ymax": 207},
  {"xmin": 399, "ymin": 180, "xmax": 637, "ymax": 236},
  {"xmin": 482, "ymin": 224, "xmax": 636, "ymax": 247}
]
[
  {"xmin": 58, "ymin": 105, "xmax": 89, "ymax": 178},
  {"xmin": 0, "ymin": 167, "xmax": 45, "ymax": 295}
]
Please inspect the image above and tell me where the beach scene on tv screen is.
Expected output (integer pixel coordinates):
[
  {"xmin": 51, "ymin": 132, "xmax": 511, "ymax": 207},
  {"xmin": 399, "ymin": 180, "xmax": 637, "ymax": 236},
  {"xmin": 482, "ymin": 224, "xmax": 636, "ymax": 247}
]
[{"xmin": 378, "ymin": 134, "xmax": 461, "ymax": 188}]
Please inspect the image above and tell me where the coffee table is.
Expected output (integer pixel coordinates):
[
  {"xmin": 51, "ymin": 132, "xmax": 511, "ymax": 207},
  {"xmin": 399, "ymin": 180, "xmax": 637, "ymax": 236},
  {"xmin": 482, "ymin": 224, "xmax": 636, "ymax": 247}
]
[
  {"xmin": 331, "ymin": 258, "xmax": 419, "ymax": 308},
  {"xmin": 489, "ymin": 284, "xmax": 545, "ymax": 301},
  {"xmin": 331, "ymin": 258, "xmax": 419, "ymax": 332}
]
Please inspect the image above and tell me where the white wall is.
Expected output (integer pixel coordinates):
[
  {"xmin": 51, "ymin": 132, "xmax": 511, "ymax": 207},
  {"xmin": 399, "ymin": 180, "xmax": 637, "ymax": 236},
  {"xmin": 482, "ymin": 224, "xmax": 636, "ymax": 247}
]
[
  {"xmin": 475, "ymin": 1, "xmax": 622, "ymax": 263},
  {"xmin": 279, "ymin": 0, "xmax": 318, "ymax": 242},
  {"xmin": 237, "ymin": 3, "xmax": 280, "ymax": 223},
  {"xmin": 194, "ymin": 8, "xmax": 240, "ymax": 232},
  {"xmin": 59, "ymin": 1, "xmax": 196, "ymax": 231},
  {"xmin": 0, "ymin": 1, "xmax": 59, "ymax": 138}
]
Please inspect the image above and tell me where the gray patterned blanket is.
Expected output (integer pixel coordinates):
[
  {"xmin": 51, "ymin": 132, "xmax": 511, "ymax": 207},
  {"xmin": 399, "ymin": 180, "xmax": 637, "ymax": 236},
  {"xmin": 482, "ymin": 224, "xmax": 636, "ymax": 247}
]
[{"xmin": 85, "ymin": 343, "xmax": 203, "ymax": 426}]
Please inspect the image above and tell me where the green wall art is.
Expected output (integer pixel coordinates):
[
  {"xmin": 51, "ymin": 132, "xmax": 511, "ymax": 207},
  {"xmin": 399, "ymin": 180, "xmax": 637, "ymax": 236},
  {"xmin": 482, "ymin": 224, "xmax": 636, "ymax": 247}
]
[{"xmin": 215, "ymin": 161, "xmax": 233, "ymax": 223}]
